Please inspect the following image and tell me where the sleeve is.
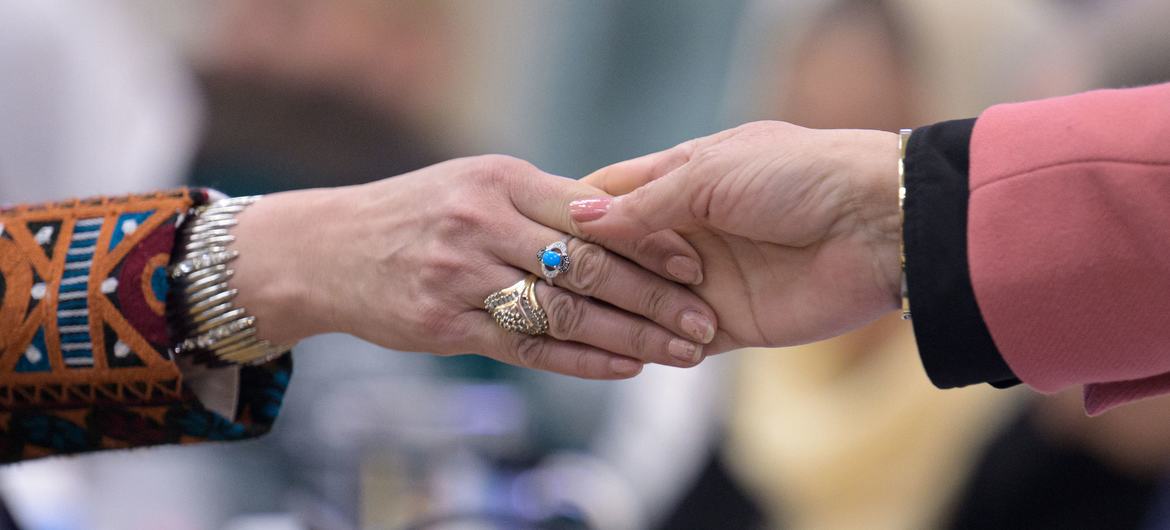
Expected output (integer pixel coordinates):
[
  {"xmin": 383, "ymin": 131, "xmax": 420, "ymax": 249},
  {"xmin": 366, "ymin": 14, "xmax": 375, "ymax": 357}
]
[
  {"xmin": 903, "ymin": 119, "xmax": 1019, "ymax": 389},
  {"xmin": 0, "ymin": 189, "xmax": 290, "ymax": 462},
  {"xmin": 967, "ymin": 82, "xmax": 1170, "ymax": 415}
]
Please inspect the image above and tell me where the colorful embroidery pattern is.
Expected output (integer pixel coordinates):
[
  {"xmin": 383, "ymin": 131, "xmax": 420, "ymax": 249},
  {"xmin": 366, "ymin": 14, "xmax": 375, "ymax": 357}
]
[
  {"xmin": 0, "ymin": 356, "xmax": 290, "ymax": 462},
  {"xmin": 0, "ymin": 190, "xmax": 288, "ymax": 461}
]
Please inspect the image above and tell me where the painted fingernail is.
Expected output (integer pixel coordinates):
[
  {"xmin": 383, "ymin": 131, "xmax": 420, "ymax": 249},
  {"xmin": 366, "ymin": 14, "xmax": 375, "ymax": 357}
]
[
  {"xmin": 666, "ymin": 255, "xmax": 702, "ymax": 285},
  {"xmin": 681, "ymin": 311, "xmax": 716, "ymax": 344},
  {"xmin": 569, "ymin": 197, "xmax": 612, "ymax": 223},
  {"xmin": 669, "ymin": 338, "xmax": 703, "ymax": 364},
  {"xmin": 610, "ymin": 357, "xmax": 643, "ymax": 376}
]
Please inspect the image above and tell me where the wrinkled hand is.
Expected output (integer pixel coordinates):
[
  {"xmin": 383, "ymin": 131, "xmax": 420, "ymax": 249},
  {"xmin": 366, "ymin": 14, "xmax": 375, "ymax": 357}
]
[
  {"xmin": 573, "ymin": 122, "xmax": 902, "ymax": 353},
  {"xmin": 231, "ymin": 155, "xmax": 719, "ymax": 379}
]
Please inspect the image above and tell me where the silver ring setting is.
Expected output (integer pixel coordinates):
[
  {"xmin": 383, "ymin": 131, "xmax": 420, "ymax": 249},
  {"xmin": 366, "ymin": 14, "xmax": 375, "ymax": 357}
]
[{"xmin": 538, "ymin": 239, "xmax": 572, "ymax": 285}]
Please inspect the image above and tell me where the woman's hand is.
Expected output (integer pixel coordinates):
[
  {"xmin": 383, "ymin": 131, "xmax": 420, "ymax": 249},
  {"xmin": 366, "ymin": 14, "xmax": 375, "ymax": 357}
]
[
  {"xmin": 573, "ymin": 122, "xmax": 902, "ymax": 353},
  {"xmin": 228, "ymin": 155, "xmax": 719, "ymax": 379}
]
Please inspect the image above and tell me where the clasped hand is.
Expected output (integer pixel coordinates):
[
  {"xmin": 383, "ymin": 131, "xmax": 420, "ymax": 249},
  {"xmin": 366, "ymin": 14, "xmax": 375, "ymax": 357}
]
[
  {"xmin": 231, "ymin": 121, "xmax": 902, "ymax": 379},
  {"xmin": 231, "ymin": 155, "xmax": 717, "ymax": 379}
]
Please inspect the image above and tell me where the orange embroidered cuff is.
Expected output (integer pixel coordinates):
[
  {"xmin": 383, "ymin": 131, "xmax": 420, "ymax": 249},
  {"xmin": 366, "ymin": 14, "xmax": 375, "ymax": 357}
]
[{"xmin": 0, "ymin": 189, "xmax": 290, "ymax": 462}]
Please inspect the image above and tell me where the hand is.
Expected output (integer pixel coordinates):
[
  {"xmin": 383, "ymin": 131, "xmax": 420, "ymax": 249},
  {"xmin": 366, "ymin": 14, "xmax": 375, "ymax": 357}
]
[
  {"xmin": 572, "ymin": 122, "xmax": 901, "ymax": 353},
  {"xmin": 228, "ymin": 155, "xmax": 719, "ymax": 379}
]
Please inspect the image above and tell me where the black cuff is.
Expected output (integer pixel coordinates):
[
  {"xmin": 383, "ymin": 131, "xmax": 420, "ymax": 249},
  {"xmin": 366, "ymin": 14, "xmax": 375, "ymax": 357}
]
[{"xmin": 903, "ymin": 119, "xmax": 1019, "ymax": 389}]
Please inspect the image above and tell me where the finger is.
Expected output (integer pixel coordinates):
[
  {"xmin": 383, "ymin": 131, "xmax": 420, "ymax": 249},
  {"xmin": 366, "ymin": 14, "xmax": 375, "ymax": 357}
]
[
  {"xmin": 463, "ymin": 311, "xmax": 644, "ymax": 380},
  {"xmin": 493, "ymin": 157, "xmax": 704, "ymax": 285},
  {"xmin": 495, "ymin": 227, "xmax": 715, "ymax": 344},
  {"xmin": 569, "ymin": 164, "xmax": 702, "ymax": 241},
  {"xmin": 580, "ymin": 146, "xmax": 691, "ymax": 195},
  {"xmin": 471, "ymin": 268, "xmax": 700, "ymax": 367},
  {"xmin": 573, "ymin": 131, "xmax": 744, "ymax": 239},
  {"xmin": 532, "ymin": 281, "xmax": 705, "ymax": 368}
]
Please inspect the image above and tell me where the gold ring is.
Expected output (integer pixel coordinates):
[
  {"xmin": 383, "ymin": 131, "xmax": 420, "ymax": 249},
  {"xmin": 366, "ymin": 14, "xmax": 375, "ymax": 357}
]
[{"xmin": 484, "ymin": 275, "xmax": 548, "ymax": 335}]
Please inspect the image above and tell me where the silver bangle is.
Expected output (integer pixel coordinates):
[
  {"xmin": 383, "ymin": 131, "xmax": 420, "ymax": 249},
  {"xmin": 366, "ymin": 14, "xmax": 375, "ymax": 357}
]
[{"xmin": 169, "ymin": 196, "xmax": 290, "ymax": 365}]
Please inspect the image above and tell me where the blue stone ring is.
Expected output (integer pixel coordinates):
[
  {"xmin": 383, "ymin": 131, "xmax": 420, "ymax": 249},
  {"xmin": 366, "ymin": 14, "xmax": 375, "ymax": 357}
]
[{"xmin": 538, "ymin": 239, "xmax": 572, "ymax": 285}]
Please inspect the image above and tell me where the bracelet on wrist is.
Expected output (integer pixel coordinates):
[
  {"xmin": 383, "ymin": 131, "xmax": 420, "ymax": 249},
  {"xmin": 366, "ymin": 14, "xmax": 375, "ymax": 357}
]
[
  {"xmin": 898, "ymin": 128, "xmax": 912, "ymax": 320},
  {"xmin": 168, "ymin": 196, "xmax": 290, "ymax": 365}
]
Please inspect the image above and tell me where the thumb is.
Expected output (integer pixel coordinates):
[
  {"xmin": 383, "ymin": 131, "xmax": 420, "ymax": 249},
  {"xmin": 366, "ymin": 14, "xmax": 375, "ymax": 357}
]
[
  {"xmin": 581, "ymin": 145, "xmax": 689, "ymax": 195},
  {"xmin": 571, "ymin": 163, "xmax": 701, "ymax": 240}
]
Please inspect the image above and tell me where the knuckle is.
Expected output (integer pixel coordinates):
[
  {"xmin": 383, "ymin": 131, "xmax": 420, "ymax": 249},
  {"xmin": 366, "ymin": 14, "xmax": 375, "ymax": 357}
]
[
  {"xmin": 438, "ymin": 319, "xmax": 474, "ymax": 351},
  {"xmin": 735, "ymin": 120, "xmax": 779, "ymax": 136},
  {"xmin": 470, "ymin": 154, "xmax": 533, "ymax": 183},
  {"xmin": 689, "ymin": 143, "xmax": 722, "ymax": 170},
  {"xmin": 512, "ymin": 335, "xmax": 549, "ymax": 369},
  {"xmin": 570, "ymin": 343, "xmax": 599, "ymax": 379},
  {"xmin": 575, "ymin": 347, "xmax": 594, "ymax": 377},
  {"xmin": 631, "ymin": 233, "xmax": 662, "ymax": 262},
  {"xmin": 566, "ymin": 244, "xmax": 609, "ymax": 294},
  {"xmin": 419, "ymin": 254, "xmax": 465, "ymax": 291},
  {"xmin": 737, "ymin": 120, "xmax": 770, "ymax": 133},
  {"xmin": 545, "ymin": 290, "xmax": 587, "ymax": 339},
  {"xmin": 436, "ymin": 203, "xmax": 488, "ymax": 238},
  {"xmin": 639, "ymin": 284, "xmax": 673, "ymax": 321},
  {"xmin": 415, "ymin": 300, "xmax": 455, "ymax": 337},
  {"xmin": 658, "ymin": 143, "xmax": 694, "ymax": 174},
  {"xmin": 627, "ymin": 324, "xmax": 656, "ymax": 359}
]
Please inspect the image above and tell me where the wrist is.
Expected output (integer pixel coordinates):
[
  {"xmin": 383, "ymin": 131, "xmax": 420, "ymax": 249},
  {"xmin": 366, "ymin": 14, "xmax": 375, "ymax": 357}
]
[
  {"xmin": 230, "ymin": 188, "xmax": 342, "ymax": 344},
  {"xmin": 847, "ymin": 129, "xmax": 903, "ymax": 309}
]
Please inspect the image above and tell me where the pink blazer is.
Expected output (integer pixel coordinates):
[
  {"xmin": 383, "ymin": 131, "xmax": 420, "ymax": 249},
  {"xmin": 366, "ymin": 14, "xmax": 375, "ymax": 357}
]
[{"xmin": 969, "ymin": 82, "xmax": 1170, "ymax": 414}]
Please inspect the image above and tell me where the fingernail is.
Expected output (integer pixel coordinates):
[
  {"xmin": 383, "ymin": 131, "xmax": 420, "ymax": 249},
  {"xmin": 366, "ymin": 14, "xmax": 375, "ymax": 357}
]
[
  {"xmin": 569, "ymin": 197, "xmax": 612, "ymax": 223},
  {"xmin": 669, "ymin": 338, "xmax": 703, "ymax": 364},
  {"xmin": 665, "ymin": 255, "xmax": 702, "ymax": 285},
  {"xmin": 610, "ymin": 357, "xmax": 643, "ymax": 376},
  {"xmin": 681, "ymin": 311, "xmax": 716, "ymax": 344}
]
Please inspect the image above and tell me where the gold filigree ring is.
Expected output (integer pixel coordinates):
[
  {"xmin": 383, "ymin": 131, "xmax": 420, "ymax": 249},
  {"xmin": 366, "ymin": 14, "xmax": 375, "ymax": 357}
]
[{"xmin": 484, "ymin": 275, "xmax": 548, "ymax": 335}]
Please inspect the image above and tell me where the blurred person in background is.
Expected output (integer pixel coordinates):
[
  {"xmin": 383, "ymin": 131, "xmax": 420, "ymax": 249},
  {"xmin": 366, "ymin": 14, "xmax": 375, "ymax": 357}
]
[
  {"xmin": 8, "ymin": 3, "xmax": 1170, "ymax": 530},
  {"xmin": 579, "ymin": 12, "xmax": 1170, "ymax": 530},
  {"xmin": 578, "ymin": 1, "xmax": 1170, "ymax": 530},
  {"xmin": 190, "ymin": 0, "xmax": 456, "ymax": 195},
  {"xmin": 944, "ymin": 2, "xmax": 1170, "ymax": 528},
  {"xmin": 0, "ymin": 2, "xmax": 221, "ymax": 528},
  {"xmin": 523, "ymin": 1, "xmax": 1063, "ymax": 528},
  {"xmin": 656, "ymin": 0, "xmax": 1050, "ymax": 527},
  {"xmin": 0, "ymin": 2, "xmax": 720, "ymax": 529}
]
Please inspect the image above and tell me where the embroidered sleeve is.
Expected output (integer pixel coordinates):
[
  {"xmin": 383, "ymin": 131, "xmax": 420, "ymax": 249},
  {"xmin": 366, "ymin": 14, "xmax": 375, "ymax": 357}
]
[{"xmin": 0, "ymin": 189, "xmax": 290, "ymax": 462}]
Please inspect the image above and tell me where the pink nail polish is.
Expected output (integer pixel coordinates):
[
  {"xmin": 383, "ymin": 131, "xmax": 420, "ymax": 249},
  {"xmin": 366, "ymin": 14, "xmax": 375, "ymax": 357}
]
[{"xmin": 569, "ymin": 197, "xmax": 612, "ymax": 222}]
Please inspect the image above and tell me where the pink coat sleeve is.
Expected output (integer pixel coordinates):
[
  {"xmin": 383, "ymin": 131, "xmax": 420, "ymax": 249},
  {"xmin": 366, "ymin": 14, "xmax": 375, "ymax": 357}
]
[{"xmin": 968, "ymin": 82, "xmax": 1170, "ymax": 415}]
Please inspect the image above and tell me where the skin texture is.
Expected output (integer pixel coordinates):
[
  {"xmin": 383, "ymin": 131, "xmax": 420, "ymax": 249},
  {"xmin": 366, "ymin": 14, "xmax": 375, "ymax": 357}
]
[
  {"xmin": 227, "ymin": 154, "xmax": 719, "ymax": 379},
  {"xmin": 575, "ymin": 121, "xmax": 902, "ymax": 354}
]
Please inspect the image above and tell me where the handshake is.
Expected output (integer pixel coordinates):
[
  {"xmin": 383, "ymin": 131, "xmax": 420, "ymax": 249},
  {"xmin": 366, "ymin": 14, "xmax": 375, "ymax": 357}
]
[{"xmin": 230, "ymin": 121, "xmax": 903, "ymax": 378}]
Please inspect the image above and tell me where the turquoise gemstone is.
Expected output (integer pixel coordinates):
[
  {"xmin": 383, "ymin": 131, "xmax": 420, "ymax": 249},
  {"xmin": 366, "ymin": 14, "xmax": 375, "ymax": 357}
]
[{"xmin": 541, "ymin": 250, "xmax": 562, "ymax": 268}]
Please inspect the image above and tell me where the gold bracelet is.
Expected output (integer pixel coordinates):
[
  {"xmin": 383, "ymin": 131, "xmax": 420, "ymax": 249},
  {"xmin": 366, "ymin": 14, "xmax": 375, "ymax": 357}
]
[{"xmin": 899, "ymin": 128, "xmax": 912, "ymax": 320}]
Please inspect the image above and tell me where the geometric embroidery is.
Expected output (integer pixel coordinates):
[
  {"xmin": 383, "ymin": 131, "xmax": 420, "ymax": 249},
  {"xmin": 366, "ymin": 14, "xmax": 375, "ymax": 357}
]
[
  {"xmin": 59, "ymin": 217, "xmax": 100, "ymax": 368},
  {"xmin": 102, "ymin": 322, "xmax": 144, "ymax": 368},
  {"xmin": 26, "ymin": 269, "xmax": 42, "ymax": 322},
  {"xmin": 25, "ymin": 221, "xmax": 62, "ymax": 261},
  {"xmin": 0, "ymin": 356, "xmax": 290, "ymax": 463},
  {"xmin": 14, "ymin": 327, "xmax": 50, "ymax": 373},
  {"xmin": 109, "ymin": 211, "xmax": 153, "ymax": 252},
  {"xmin": 112, "ymin": 223, "xmax": 175, "ymax": 347},
  {"xmin": 0, "ymin": 189, "xmax": 291, "ymax": 463},
  {"xmin": 0, "ymin": 191, "xmax": 193, "ymax": 410}
]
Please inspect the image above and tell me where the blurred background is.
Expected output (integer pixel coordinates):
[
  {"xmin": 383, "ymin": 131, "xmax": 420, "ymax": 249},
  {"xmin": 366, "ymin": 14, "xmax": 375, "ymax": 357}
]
[{"xmin": 3, "ymin": 0, "xmax": 1170, "ymax": 529}]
